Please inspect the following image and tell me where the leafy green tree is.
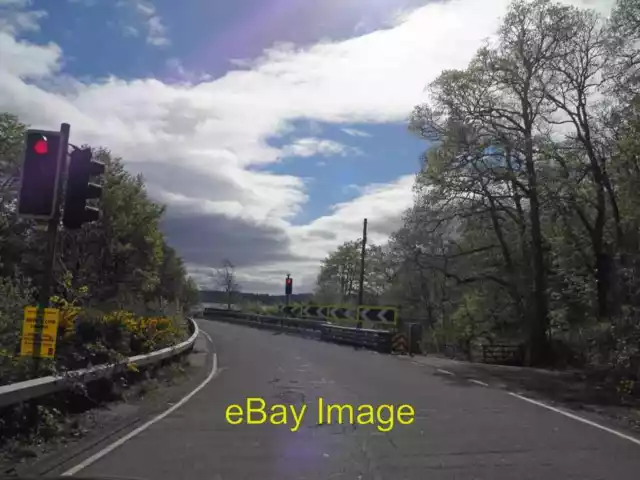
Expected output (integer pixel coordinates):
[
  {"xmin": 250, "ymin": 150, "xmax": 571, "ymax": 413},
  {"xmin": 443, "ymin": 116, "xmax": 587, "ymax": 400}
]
[
  {"xmin": 0, "ymin": 113, "xmax": 196, "ymax": 324},
  {"xmin": 0, "ymin": 113, "xmax": 36, "ymax": 278},
  {"xmin": 315, "ymin": 240, "xmax": 361, "ymax": 304},
  {"xmin": 58, "ymin": 149, "xmax": 166, "ymax": 309}
]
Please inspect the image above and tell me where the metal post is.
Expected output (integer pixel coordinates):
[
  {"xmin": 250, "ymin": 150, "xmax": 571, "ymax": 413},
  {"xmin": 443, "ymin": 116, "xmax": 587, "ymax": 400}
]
[
  {"xmin": 356, "ymin": 218, "xmax": 367, "ymax": 329},
  {"xmin": 357, "ymin": 218, "xmax": 368, "ymax": 306},
  {"xmin": 285, "ymin": 274, "xmax": 290, "ymax": 307},
  {"xmin": 29, "ymin": 122, "xmax": 69, "ymax": 427}
]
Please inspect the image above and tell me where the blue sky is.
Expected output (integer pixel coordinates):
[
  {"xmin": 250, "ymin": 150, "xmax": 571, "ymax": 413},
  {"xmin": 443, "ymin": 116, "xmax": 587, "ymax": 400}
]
[
  {"xmin": 26, "ymin": 0, "xmax": 427, "ymax": 79},
  {"xmin": 5, "ymin": 0, "xmax": 611, "ymax": 292},
  {"xmin": 264, "ymin": 120, "xmax": 426, "ymax": 225},
  {"xmin": 19, "ymin": 0, "xmax": 428, "ymax": 226}
]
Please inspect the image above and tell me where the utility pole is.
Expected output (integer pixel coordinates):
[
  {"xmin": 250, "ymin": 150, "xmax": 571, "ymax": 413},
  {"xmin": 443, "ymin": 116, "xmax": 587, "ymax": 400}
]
[{"xmin": 357, "ymin": 218, "xmax": 368, "ymax": 306}]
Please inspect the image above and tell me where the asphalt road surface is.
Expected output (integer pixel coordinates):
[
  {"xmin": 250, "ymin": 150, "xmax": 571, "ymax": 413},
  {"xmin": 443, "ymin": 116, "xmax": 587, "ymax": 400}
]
[{"xmin": 70, "ymin": 319, "xmax": 640, "ymax": 480}]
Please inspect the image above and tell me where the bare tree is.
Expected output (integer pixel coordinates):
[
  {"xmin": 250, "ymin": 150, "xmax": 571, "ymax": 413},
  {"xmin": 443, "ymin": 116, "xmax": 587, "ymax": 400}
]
[{"xmin": 214, "ymin": 259, "xmax": 240, "ymax": 310}]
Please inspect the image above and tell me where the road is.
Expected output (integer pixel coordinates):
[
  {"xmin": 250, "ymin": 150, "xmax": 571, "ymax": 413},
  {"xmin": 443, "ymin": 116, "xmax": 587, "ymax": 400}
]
[{"xmin": 68, "ymin": 319, "xmax": 640, "ymax": 480}]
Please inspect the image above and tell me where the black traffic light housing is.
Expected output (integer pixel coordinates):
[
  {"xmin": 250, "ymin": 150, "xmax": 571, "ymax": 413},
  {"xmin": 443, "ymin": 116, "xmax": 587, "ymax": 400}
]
[
  {"xmin": 17, "ymin": 130, "xmax": 63, "ymax": 219},
  {"xmin": 63, "ymin": 148, "xmax": 105, "ymax": 229},
  {"xmin": 285, "ymin": 276, "xmax": 293, "ymax": 295}
]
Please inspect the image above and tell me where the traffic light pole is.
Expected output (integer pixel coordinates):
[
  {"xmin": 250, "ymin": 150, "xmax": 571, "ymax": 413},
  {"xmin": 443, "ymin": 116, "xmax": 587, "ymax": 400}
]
[
  {"xmin": 29, "ymin": 123, "xmax": 69, "ymax": 428},
  {"xmin": 285, "ymin": 274, "xmax": 290, "ymax": 307}
]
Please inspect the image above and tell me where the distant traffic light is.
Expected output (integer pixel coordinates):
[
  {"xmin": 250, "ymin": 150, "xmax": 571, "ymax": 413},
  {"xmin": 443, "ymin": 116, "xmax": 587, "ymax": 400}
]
[
  {"xmin": 285, "ymin": 276, "xmax": 293, "ymax": 296},
  {"xmin": 62, "ymin": 148, "xmax": 105, "ymax": 229},
  {"xmin": 17, "ymin": 130, "xmax": 63, "ymax": 219}
]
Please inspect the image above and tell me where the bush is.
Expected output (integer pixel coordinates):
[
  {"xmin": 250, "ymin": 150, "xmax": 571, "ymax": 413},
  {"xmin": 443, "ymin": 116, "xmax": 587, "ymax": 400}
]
[
  {"xmin": 53, "ymin": 307, "xmax": 187, "ymax": 372},
  {"xmin": 0, "ymin": 276, "xmax": 189, "ymax": 385},
  {"xmin": 0, "ymin": 274, "xmax": 37, "ymax": 384}
]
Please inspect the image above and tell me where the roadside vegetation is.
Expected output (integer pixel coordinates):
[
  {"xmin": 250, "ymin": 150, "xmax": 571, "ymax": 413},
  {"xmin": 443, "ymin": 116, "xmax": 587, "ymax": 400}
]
[
  {"xmin": 0, "ymin": 111, "xmax": 199, "ymax": 451},
  {"xmin": 314, "ymin": 0, "xmax": 640, "ymax": 400}
]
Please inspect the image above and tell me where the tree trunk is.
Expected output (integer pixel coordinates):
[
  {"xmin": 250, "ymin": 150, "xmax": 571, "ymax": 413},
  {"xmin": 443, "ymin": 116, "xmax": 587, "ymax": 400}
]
[{"xmin": 524, "ymin": 135, "xmax": 550, "ymax": 366}]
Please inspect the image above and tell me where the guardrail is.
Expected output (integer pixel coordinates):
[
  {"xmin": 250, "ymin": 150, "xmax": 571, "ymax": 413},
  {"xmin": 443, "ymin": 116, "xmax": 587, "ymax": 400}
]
[
  {"xmin": 202, "ymin": 308, "xmax": 392, "ymax": 353},
  {"xmin": 0, "ymin": 317, "xmax": 199, "ymax": 409},
  {"xmin": 320, "ymin": 324, "xmax": 392, "ymax": 351}
]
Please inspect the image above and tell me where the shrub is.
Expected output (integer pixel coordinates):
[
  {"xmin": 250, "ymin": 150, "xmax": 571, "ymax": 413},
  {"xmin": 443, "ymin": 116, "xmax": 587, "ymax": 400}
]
[
  {"xmin": 0, "ymin": 274, "xmax": 37, "ymax": 384},
  {"xmin": 0, "ymin": 276, "xmax": 189, "ymax": 385}
]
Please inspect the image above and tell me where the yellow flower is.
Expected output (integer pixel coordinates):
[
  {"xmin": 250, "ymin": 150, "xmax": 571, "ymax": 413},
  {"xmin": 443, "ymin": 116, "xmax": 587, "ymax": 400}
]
[{"xmin": 59, "ymin": 305, "xmax": 81, "ymax": 328}]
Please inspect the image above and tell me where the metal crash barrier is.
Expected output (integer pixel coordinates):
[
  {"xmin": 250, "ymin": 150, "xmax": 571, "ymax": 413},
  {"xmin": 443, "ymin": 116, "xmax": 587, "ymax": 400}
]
[
  {"xmin": 202, "ymin": 308, "xmax": 392, "ymax": 353},
  {"xmin": 320, "ymin": 324, "xmax": 392, "ymax": 353}
]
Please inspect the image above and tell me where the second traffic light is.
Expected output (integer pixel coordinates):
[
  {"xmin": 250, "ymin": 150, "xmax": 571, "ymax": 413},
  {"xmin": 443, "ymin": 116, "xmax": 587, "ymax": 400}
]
[
  {"xmin": 63, "ymin": 148, "xmax": 105, "ymax": 230},
  {"xmin": 285, "ymin": 276, "xmax": 293, "ymax": 295}
]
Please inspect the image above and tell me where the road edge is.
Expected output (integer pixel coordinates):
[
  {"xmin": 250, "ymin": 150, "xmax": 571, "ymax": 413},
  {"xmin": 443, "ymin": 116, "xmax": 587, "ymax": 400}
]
[{"xmin": 15, "ymin": 325, "xmax": 216, "ymax": 477}]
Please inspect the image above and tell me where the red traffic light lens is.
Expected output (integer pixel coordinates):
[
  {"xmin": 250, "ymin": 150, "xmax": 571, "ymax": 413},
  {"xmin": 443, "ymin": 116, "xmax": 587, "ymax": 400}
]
[
  {"xmin": 33, "ymin": 139, "xmax": 48, "ymax": 155},
  {"xmin": 286, "ymin": 279, "xmax": 291, "ymax": 285}
]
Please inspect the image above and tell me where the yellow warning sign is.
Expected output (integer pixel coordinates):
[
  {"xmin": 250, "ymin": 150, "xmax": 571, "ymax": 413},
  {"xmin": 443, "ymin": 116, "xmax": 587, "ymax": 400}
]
[{"xmin": 20, "ymin": 306, "xmax": 60, "ymax": 358}]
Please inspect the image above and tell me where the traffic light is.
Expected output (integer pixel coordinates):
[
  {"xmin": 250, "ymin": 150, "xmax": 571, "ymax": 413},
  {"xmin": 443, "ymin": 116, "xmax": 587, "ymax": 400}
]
[
  {"xmin": 285, "ymin": 276, "xmax": 293, "ymax": 295},
  {"xmin": 17, "ymin": 130, "xmax": 63, "ymax": 219},
  {"xmin": 62, "ymin": 148, "xmax": 105, "ymax": 229}
]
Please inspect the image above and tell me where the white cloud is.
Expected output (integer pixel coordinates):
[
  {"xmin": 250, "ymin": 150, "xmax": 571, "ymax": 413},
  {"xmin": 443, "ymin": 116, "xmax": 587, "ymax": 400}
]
[
  {"xmin": 0, "ymin": 32, "xmax": 61, "ymax": 78},
  {"xmin": 66, "ymin": 0, "xmax": 100, "ymax": 5},
  {"xmin": 122, "ymin": 24, "xmax": 139, "ymax": 37},
  {"xmin": 281, "ymin": 137, "xmax": 357, "ymax": 158},
  {"xmin": 146, "ymin": 14, "xmax": 169, "ymax": 46},
  {"xmin": 165, "ymin": 58, "xmax": 212, "ymax": 83},
  {"xmin": 342, "ymin": 128, "xmax": 371, "ymax": 137},
  {"xmin": 292, "ymin": 175, "xmax": 417, "ymax": 258},
  {"xmin": 117, "ymin": 0, "xmax": 170, "ymax": 47},
  {"xmin": 236, "ymin": 175, "xmax": 417, "ymax": 293},
  {"xmin": 0, "ymin": 0, "xmax": 46, "ymax": 35},
  {"xmin": 0, "ymin": 0, "xmax": 617, "ymax": 293}
]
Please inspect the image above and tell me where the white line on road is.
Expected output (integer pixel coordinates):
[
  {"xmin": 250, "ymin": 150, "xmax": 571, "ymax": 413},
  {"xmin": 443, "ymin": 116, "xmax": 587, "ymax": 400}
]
[
  {"xmin": 62, "ymin": 331, "xmax": 219, "ymax": 476},
  {"xmin": 200, "ymin": 329, "xmax": 214, "ymax": 345},
  {"xmin": 436, "ymin": 369, "xmax": 455, "ymax": 376},
  {"xmin": 508, "ymin": 392, "xmax": 640, "ymax": 447},
  {"xmin": 469, "ymin": 379, "xmax": 489, "ymax": 387}
]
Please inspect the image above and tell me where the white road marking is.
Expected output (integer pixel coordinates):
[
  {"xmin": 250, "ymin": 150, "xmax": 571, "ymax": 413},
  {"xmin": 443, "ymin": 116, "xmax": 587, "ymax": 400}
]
[
  {"xmin": 508, "ymin": 392, "xmax": 640, "ymax": 447},
  {"xmin": 200, "ymin": 329, "xmax": 213, "ymax": 345},
  {"xmin": 436, "ymin": 369, "xmax": 454, "ymax": 376},
  {"xmin": 469, "ymin": 379, "xmax": 489, "ymax": 387},
  {"xmin": 62, "ymin": 331, "xmax": 219, "ymax": 476}
]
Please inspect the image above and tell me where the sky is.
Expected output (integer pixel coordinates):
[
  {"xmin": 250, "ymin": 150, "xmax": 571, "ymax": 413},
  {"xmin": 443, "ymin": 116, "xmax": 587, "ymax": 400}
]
[{"xmin": 0, "ymin": 0, "xmax": 617, "ymax": 294}]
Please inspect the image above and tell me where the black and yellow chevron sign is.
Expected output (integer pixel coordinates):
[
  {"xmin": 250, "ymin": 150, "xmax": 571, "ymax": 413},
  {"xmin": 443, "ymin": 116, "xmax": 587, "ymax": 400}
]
[{"xmin": 357, "ymin": 306, "xmax": 398, "ymax": 324}]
